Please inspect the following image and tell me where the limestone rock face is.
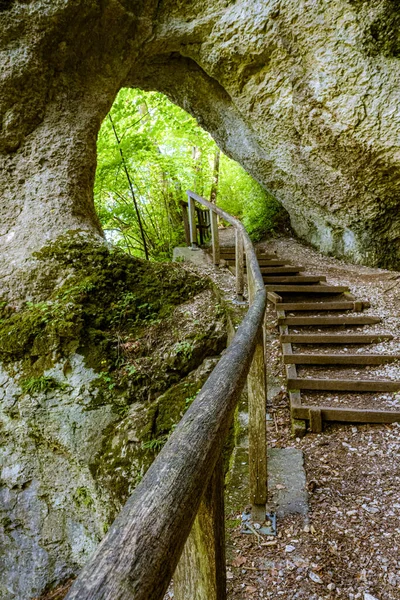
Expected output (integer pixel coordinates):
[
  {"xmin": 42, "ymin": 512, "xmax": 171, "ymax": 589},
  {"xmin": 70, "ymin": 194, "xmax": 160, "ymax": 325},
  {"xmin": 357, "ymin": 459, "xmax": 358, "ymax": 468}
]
[
  {"xmin": 1, "ymin": 0, "xmax": 400, "ymax": 294},
  {"xmin": 0, "ymin": 286, "xmax": 226, "ymax": 599},
  {"xmin": 137, "ymin": 0, "xmax": 400, "ymax": 267}
]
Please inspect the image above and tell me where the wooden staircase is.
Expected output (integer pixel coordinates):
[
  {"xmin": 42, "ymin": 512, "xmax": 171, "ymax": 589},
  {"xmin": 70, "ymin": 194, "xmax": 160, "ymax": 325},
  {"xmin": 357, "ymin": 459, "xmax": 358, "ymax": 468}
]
[{"xmin": 219, "ymin": 245, "xmax": 400, "ymax": 433}]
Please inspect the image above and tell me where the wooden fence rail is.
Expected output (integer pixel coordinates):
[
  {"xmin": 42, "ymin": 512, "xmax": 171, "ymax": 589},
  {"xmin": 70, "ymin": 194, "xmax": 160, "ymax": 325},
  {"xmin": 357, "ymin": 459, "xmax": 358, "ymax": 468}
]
[{"xmin": 65, "ymin": 191, "xmax": 267, "ymax": 600}]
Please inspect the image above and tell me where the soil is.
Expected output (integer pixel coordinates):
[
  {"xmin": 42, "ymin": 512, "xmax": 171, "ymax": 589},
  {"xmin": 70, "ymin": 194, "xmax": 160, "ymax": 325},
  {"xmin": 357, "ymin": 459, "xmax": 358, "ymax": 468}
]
[{"xmin": 226, "ymin": 235, "xmax": 400, "ymax": 600}]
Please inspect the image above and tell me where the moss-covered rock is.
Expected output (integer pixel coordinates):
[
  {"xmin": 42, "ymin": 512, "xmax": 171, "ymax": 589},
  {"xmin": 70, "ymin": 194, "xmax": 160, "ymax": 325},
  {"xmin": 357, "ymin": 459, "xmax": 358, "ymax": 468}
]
[{"xmin": 0, "ymin": 235, "xmax": 228, "ymax": 600}]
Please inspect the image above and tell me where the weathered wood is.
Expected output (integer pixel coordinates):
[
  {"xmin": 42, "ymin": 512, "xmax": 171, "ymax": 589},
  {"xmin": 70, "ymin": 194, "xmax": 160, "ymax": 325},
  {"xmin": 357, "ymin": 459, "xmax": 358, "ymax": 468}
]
[
  {"xmin": 249, "ymin": 259, "xmax": 289, "ymax": 266},
  {"xmin": 210, "ymin": 209, "xmax": 220, "ymax": 265},
  {"xmin": 235, "ymin": 230, "xmax": 244, "ymax": 301},
  {"xmin": 265, "ymin": 284, "xmax": 348, "ymax": 293},
  {"xmin": 248, "ymin": 327, "xmax": 267, "ymax": 508},
  {"xmin": 65, "ymin": 190, "xmax": 267, "ymax": 600},
  {"xmin": 278, "ymin": 315, "xmax": 381, "ymax": 326},
  {"xmin": 275, "ymin": 301, "xmax": 367, "ymax": 311},
  {"xmin": 262, "ymin": 275, "xmax": 326, "ymax": 283},
  {"xmin": 188, "ymin": 193, "xmax": 198, "ymax": 247},
  {"xmin": 309, "ymin": 407, "xmax": 322, "ymax": 433},
  {"xmin": 220, "ymin": 251, "xmax": 277, "ymax": 260},
  {"xmin": 281, "ymin": 333, "xmax": 393, "ymax": 344},
  {"xmin": 181, "ymin": 201, "xmax": 191, "ymax": 245},
  {"xmin": 287, "ymin": 377, "xmax": 400, "ymax": 392},
  {"xmin": 293, "ymin": 404, "xmax": 400, "ymax": 424},
  {"xmin": 174, "ymin": 457, "xmax": 226, "ymax": 600},
  {"xmin": 247, "ymin": 262, "xmax": 267, "ymax": 510},
  {"xmin": 267, "ymin": 291, "xmax": 283, "ymax": 304},
  {"xmin": 260, "ymin": 266, "xmax": 304, "ymax": 274},
  {"xmin": 284, "ymin": 354, "xmax": 400, "ymax": 365},
  {"xmin": 289, "ymin": 389, "xmax": 301, "ymax": 408}
]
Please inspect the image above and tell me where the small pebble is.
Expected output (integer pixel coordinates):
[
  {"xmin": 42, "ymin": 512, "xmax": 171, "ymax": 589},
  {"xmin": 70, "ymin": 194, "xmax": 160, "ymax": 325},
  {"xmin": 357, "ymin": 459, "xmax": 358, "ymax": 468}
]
[{"xmin": 309, "ymin": 571, "xmax": 323, "ymax": 584}]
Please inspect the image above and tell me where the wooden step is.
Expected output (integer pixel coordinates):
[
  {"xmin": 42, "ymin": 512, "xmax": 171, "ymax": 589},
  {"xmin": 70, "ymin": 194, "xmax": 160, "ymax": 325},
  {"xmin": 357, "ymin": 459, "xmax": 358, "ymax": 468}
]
[
  {"xmin": 263, "ymin": 276, "xmax": 326, "ymax": 284},
  {"xmin": 220, "ymin": 247, "xmax": 273, "ymax": 254},
  {"xmin": 275, "ymin": 301, "xmax": 369, "ymax": 311},
  {"xmin": 278, "ymin": 316, "xmax": 381, "ymax": 326},
  {"xmin": 281, "ymin": 334, "xmax": 393, "ymax": 344},
  {"xmin": 220, "ymin": 251, "xmax": 276, "ymax": 257},
  {"xmin": 287, "ymin": 377, "xmax": 400, "ymax": 392},
  {"xmin": 251, "ymin": 259, "xmax": 290, "ymax": 266},
  {"xmin": 260, "ymin": 266, "xmax": 305, "ymax": 274},
  {"xmin": 228, "ymin": 260, "xmax": 291, "ymax": 268},
  {"xmin": 284, "ymin": 354, "xmax": 400, "ymax": 365},
  {"xmin": 265, "ymin": 285, "xmax": 348, "ymax": 294}
]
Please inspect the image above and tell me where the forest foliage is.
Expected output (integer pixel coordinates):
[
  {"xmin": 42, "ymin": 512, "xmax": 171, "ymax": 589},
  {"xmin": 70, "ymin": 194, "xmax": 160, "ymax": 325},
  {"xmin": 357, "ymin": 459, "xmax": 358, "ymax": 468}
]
[{"xmin": 95, "ymin": 88, "xmax": 287, "ymax": 260}]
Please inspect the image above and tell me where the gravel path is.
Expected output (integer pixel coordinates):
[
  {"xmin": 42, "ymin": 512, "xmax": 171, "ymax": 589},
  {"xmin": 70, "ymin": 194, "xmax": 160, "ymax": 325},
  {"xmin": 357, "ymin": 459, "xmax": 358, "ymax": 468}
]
[{"xmin": 226, "ymin": 235, "xmax": 400, "ymax": 600}]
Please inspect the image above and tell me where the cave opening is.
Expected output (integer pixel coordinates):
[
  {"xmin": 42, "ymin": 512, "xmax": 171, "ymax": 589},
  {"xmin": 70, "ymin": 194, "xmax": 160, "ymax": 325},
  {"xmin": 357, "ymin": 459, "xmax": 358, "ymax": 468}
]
[{"xmin": 94, "ymin": 87, "xmax": 288, "ymax": 262}]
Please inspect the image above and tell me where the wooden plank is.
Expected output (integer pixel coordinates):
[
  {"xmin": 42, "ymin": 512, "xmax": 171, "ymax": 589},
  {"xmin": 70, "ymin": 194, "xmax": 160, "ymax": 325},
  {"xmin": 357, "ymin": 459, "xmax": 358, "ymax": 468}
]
[
  {"xmin": 220, "ymin": 252, "xmax": 277, "ymax": 260},
  {"xmin": 265, "ymin": 285, "xmax": 348, "ymax": 293},
  {"xmin": 181, "ymin": 202, "xmax": 191, "ymax": 245},
  {"xmin": 278, "ymin": 316, "xmax": 381, "ymax": 326},
  {"xmin": 267, "ymin": 291, "xmax": 282, "ymax": 304},
  {"xmin": 210, "ymin": 209, "xmax": 220, "ymax": 266},
  {"xmin": 309, "ymin": 407, "xmax": 322, "ymax": 433},
  {"xmin": 262, "ymin": 275, "xmax": 326, "ymax": 283},
  {"xmin": 289, "ymin": 390, "xmax": 301, "ymax": 408},
  {"xmin": 259, "ymin": 266, "xmax": 304, "ymax": 274},
  {"xmin": 292, "ymin": 404, "xmax": 400, "ymax": 424},
  {"xmin": 235, "ymin": 230, "xmax": 244, "ymax": 301},
  {"xmin": 286, "ymin": 364, "xmax": 297, "ymax": 381},
  {"xmin": 174, "ymin": 457, "xmax": 226, "ymax": 600},
  {"xmin": 276, "ymin": 301, "xmax": 365, "ymax": 311},
  {"xmin": 281, "ymin": 333, "xmax": 393, "ymax": 344},
  {"xmin": 287, "ymin": 377, "xmax": 400, "ymax": 392},
  {"xmin": 284, "ymin": 354, "xmax": 400, "ymax": 365},
  {"xmin": 253, "ymin": 259, "xmax": 289, "ymax": 266},
  {"xmin": 248, "ymin": 327, "xmax": 268, "ymax": 507},
  {"xmin": 188, "ymin": 194, "xmax": 198, "ymax": 247}
]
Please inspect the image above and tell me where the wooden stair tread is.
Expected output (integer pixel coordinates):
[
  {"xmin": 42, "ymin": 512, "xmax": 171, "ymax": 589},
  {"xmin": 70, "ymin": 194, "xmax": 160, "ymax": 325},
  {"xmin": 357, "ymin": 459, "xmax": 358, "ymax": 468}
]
[
  {"xmin": 263, "ymin": 276, "xmax": 326, "ymax": 283},
  {"xmin": 284, "ymin": 354, "xmax": 400, "ymax": 365},
  {"xmin": 265, "ymin": 285, "xmax": 349, "ymax": 293},
  {"xmin": 275, "ymin": 301, "xmax": 369, "ymax": 311},
  {"xmin": 278, "ymin": 316, "xmax": 381, "ymax": 326},
  {"xmin": 259, "ymin": 266, "xmax": 305, "ymax": 274},
  {"xmin": 281, "ymin": 333, "xmax": 393, "ymax": 344},
  {"xmin": 287, "ymin": 377, "xmax": 400, "ymax": 392}
]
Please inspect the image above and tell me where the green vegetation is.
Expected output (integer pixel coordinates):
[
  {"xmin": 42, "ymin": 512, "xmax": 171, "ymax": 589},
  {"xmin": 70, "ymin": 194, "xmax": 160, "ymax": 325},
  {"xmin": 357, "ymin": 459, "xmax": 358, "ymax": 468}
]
[
  {"xmin": 0, "ymin": 233, "xmax": 208, "ymax": 384},
  {"xmin": 95, "ymin": 89, "xmax": 288, "ymax": 258},
  {"xmin": 20, "ymin": 376, "xmax": 65, "ymax": 395},
  {"xmin": 73, "ymin": 487, "xmax": 94, "ymax": 509}
]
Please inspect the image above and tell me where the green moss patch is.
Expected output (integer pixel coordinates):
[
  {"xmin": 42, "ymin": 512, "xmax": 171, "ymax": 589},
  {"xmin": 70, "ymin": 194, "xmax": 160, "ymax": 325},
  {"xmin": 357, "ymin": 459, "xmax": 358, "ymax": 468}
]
[{"xmin": 0, "ymin": 233, "xmax": 208, "ymax": 380}]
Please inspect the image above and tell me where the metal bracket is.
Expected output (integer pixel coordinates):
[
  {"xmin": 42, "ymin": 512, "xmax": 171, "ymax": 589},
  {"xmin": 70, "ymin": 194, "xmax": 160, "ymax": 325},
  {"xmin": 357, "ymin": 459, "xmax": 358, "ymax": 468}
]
[{"xmin": 240, "ymin": 511, "xmax": 277, "ymax": 536}]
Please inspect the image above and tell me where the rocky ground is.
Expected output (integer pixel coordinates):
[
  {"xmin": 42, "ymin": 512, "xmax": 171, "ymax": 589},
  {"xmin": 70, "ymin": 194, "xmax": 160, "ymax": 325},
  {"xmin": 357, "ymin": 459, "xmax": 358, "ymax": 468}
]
[{"xmin": 226, "ymin": 235, "xmax": 400, "ymax": 600}]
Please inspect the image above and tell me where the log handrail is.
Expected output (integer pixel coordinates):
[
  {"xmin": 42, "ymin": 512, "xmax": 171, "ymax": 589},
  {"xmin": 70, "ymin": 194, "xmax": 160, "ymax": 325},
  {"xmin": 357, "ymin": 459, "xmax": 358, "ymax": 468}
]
[{"xmin": 65, "ymin": 191, "xmax": 267, "ymax": 600}]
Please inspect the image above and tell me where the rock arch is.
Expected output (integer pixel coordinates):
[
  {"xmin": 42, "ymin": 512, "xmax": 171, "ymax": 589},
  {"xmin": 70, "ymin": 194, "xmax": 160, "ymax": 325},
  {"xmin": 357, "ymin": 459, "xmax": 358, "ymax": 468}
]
[{"xmin": 1, "ymin": 0, "xmax": 400, "ymax": 301}]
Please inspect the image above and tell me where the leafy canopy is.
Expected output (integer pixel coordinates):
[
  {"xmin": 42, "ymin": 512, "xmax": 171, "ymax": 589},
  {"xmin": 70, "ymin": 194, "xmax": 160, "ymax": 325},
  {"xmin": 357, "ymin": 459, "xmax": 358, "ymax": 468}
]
[{"xmin": 95, "ymin": 88, "xmax": 287, "ymax": 259}]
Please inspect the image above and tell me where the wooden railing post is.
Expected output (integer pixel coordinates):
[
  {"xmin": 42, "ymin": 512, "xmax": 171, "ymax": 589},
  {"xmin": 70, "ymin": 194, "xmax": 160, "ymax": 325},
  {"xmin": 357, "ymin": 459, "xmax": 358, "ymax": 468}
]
[
  {"xmin": 235, "ymin": 230, "xmax": 244, "ymax": 301},
  {"xmin": 210, "ymin": 209, "xmax": 220, "ymax": 265},
  {"xmin": 188, "ymin": 193, "xmax": 198, "ymax": 248},
  {"xmin": 247, "ymin": 261, "xmax": 268, "ymax": 521},
  {"xmin": 181, "ymin": 201, "xmax": 191, "ymax": 245},
  {"xmin": 174, "ymin": 456, "xmax": 226, "ymax": 600}
]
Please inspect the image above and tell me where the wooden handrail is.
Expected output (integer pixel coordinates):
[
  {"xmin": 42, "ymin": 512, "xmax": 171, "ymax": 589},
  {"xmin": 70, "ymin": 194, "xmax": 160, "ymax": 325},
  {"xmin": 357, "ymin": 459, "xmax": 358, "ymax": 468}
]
[{"xmin": 65, "ymin": 191, "xmax": 267, "ymax": 600}]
